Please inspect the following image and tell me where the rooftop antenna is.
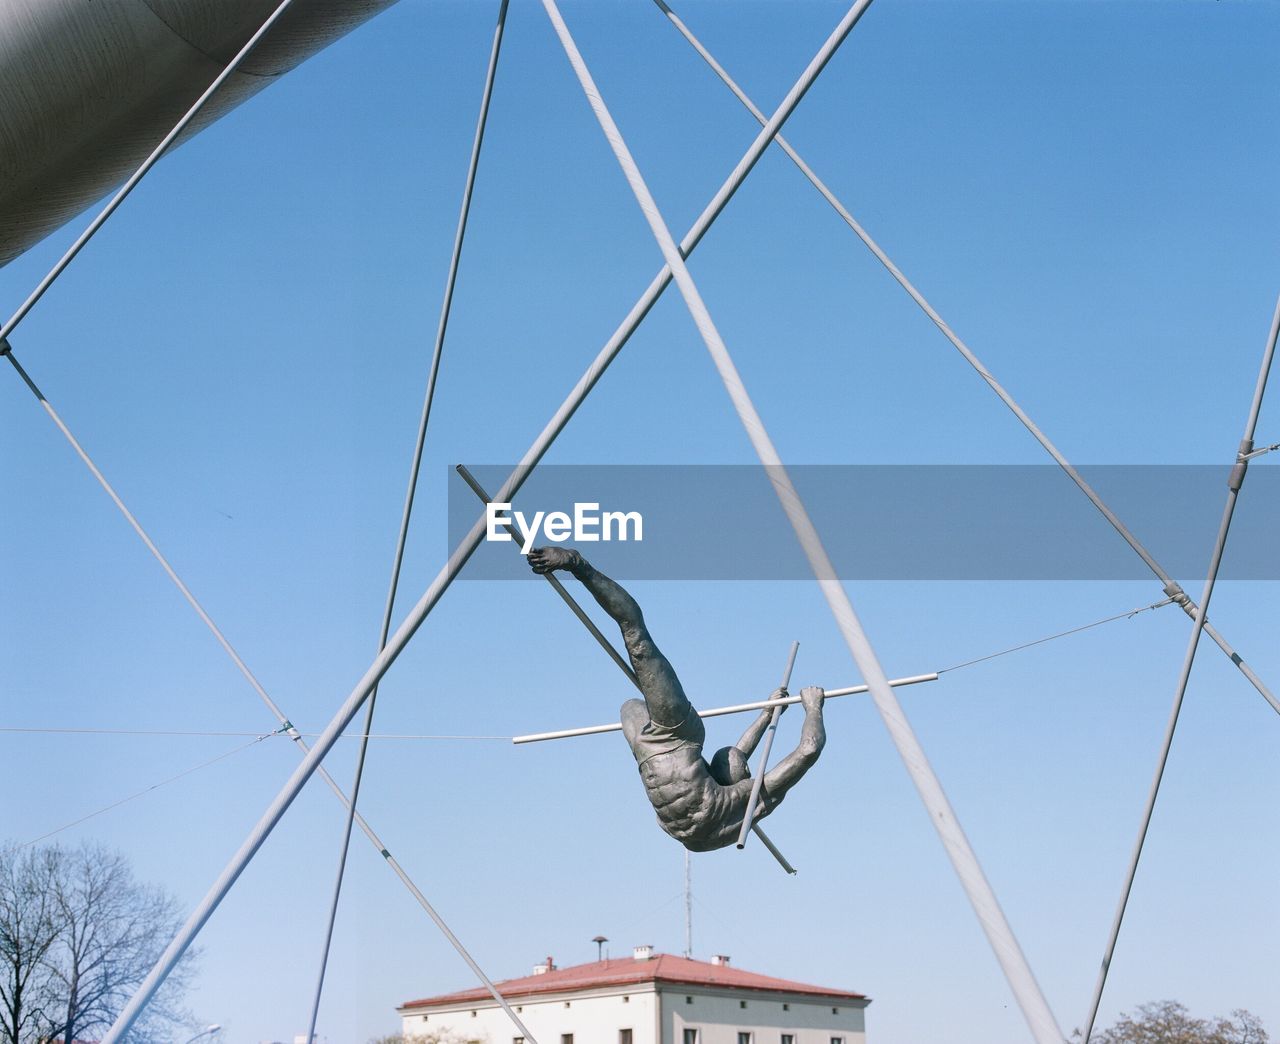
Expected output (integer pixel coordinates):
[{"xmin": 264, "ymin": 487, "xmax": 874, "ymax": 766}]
[
  {"xmin": 593, "ymin": 935, "xmax": 608, "ymax": 963},
  {"xmin": 684, "ymin": 851, "xmax": 692, "ymax": 959}
]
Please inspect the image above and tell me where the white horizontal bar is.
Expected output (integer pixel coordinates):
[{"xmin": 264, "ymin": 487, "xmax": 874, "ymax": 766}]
[{"xmin": 512, "ymin": 672, "xmax": 939, "ymax": 744}]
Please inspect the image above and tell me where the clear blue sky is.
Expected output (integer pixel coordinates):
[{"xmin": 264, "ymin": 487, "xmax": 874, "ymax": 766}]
[{"xmin": 2, "ymin": 1, "xmax": 1277, "ymax": 1042}]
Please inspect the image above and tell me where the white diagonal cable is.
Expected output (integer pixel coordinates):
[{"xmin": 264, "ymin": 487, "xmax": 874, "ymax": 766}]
[
  {"xmin": 1080, "ymin": 289, "xmax": 1280, "ymax": 1042},
  {"xmin": 100, "ymin": 5, "xmax": 871, "ymax": 1037},
  {"xmin": 304, "ymin": 4, "xmax": 517, "ymax": 1042},
  {"xmin": 0, "ymin": 0, "xmax": 522, "ymax": 1014},
  {"xmin": 650, "ymin": 0, "xmax": 1278, "ymax": 718},
  {"xmin": 0, "ymin": 0, "xmax": 299, "ymax": 344},
  {"xmin": 539, "ymin": 4, "xmax": 1063, "ymax": 1040},
  {"xmin": 0, "ymin": 344, "xmax": 525, "ymax": 1034}
]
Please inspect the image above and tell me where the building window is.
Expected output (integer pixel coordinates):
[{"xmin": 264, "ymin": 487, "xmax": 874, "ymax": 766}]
[
  {"xmin": 562, "ymin": 1036, "xmax": 574, "ymax": 1044},
  {"xmin": 831, "ymin": 1038, "xmax": 844, "ymax": 1044},
  {"xmin": 782, "ymin": 1004, "xmax": 790, "ymax": 1012},
  {"xmin": 686, "ymin": 996, "xmax": 694, "ymax": 1005},
  {"xmin": 565, "ymin": 1001, "xmax": 572, "ymax": 1008},
  {"xmin": 623, "ymin": 995, "xmax": 630, "ymax": 1003},
  {"xmin": 739, "ymin": 1001, "xmax": 747, "ymax": 1009},
  {"xmin": 683, "ymin": 1029, "xmax": 699, "ymax": 1044},
  {"xmin": 514, "ymin": 1038, "xmax": 525, "ymax": 1044},
  {"xmin": 738, "ymin": 1034, "xmax": 752, "ymax": 1044},
  {"xmin": 832, "ymin": 1007, "xmax": 840, "ymax": 1014},
  {"xmin": 782, "ymin": 1036, "xmax": 794, "ymax": 1044},
  {"xmin": 620, "ymin": 1031, "xmax": 633, "ymax": 1044}
]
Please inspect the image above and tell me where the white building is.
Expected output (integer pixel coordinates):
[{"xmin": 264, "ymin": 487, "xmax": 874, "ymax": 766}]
[{"xmin": 397, "ymin": 947, "xmax": 869, "ymax": 1044}]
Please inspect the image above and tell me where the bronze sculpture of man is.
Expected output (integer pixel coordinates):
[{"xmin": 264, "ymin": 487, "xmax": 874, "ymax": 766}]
[{"xmin": 529, "ymin": 546, "xmax": 826, "ymax": 852}]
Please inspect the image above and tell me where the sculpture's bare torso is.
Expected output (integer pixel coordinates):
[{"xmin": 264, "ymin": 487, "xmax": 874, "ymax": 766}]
[{"xmin": 637, "ymin": 748, "xmax": 754, "ymax": 851}]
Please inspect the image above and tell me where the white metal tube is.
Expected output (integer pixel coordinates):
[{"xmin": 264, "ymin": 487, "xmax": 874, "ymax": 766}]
[
  {"xmin": 457, "ymin": 465, "xmax": 639, "ymax": 683},
  {"xmin": 736, "ymin": 641, "xmax": 799, "ymax": 848},
  {"xmin": 512, "ymin": 673, "xmax": 940, "ymax": 744},
  {"xmin": 2, "ymin": 346, "xmax": 529, "ymax": 1035},
  {"xmin": 0, "ymin": 0, "xmax": 301, "ymax": 344},
  {"xmin": 304, "ymin": 5, "xmax": 517, "ymax": 1042},
  {"xmin": 753, "ymin": 826, "xmax": 797, "ymax": 875},
  {"xmin": 540, "ymin": 4, "xmax": 1062, "ymax": 1039},
  {"xmin": 1080, "ymin": 289, "xmax": 1280, "ymax": 1042},
  {"xmin": 651, "ymin": 0, "xmax": 1278, "ymax": 718},
  {"xmin": 102, "ymin": 9, "xmax": 870, "ymax": 1036}
]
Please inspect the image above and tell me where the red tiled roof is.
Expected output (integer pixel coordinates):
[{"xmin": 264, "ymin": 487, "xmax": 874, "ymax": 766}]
[{"xmin": 399, "ymin": 954, "xmax": 866, "ymax": 1010}]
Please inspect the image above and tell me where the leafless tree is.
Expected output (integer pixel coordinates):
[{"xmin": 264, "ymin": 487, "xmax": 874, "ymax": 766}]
[
  {"xmin": 1082, "ymin": 1000, "xmax": 1269, "ymax": 1044},
  {"xmin": 0, "ymin": 846, "xmax": 62, "ymax": 1044},
  {"xmin": 0, "ymin": 842, "xmax": 198, "ymax": 1044}
]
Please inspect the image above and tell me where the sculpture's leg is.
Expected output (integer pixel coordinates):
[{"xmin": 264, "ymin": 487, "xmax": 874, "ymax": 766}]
[{"xmin": 573, "ymin": 561, "xmax": 694, "ymax": 730}]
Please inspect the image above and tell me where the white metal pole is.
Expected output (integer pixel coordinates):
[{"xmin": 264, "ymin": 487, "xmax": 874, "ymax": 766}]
[
  {"xmin": 511, "ymin": 673, "xmax": 940, "ymax": 744},
  {"xmin": 0, "ymin": 0, "xmax": 301, "ymax": 344},
  {"xmin": 540, "ymin": 4, "xmax": 1062, "ymax": 1038},
  {"xmin": 101, "ymin": 8, "xmax": 871, "ymax": 1036},
  {"xmin": 1080, "ymin": 290, "xmax": 1280, "ymax": 1042},
  {"xmin": 0, "ymin": 345, "xmax": 523, "ymax": 1027},
  {"xmin": 736, "ymin": 641, "xmax": 799, "ymax": 848},
  {"xmin": 649, "ymin": 0, "xmax": 1278, "ymax": 717},
  {"xmin": 303, "ymin": 6, "xmax": 514, "ymax": 1042},
  {"xmin": 456, "ymin": 465, "xmax": 639, "ymax": 682}
]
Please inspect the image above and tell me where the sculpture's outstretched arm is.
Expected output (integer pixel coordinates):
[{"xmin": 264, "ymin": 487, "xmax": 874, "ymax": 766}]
[
  {"xmin": 760, "ymin": 687, "xmax": 825, "ymax": 808},
  {"xmin": 735, "ymin": 688, "xmax": 788, "ymax": 757}
]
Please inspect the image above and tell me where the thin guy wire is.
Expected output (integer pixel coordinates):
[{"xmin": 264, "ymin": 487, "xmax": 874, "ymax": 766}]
[
  {"xmin": 2, "ymin": 595, "xmax": 1181, "ymax": 742},
  {"xmin": 0, "ymin": 0, "xmax": 300, "ymax": 346},
  {"xmin": 21, "ymin": 729, "xmax": 285, "ymax": 848},
  {"xmin": 304, "ymin": 5, "xmax": 515, "ymax": 1042},
  {"xmin": 1081, "ymin": 289, "xmax": 1280, "ymax": 1042},
  {"xmin": 539, "ymin": 3, "xmax": 1062, "ymax": 1040},
  {"xmin": 102, "ymin": 9, "xmax": 871, "ymax": 1034},
  {"xmin": 651, "ymin": 0, "xmax": 1279, "ymax": 718},
  {"xmin": 3, "ymin": 348, "xmax": 524, "ymax": 1027},
  {"xmin": 936, "ymin": 598, "xmax": 1175, "ymax": 675}
]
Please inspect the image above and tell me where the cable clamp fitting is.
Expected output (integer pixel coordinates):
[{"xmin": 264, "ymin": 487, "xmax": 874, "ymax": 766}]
[
  {"xmin": 1162, "ymin": 582, "xmax": 1195, "ymax": 618},
  {"xmin": 0, "ymin": 338, "xmax": 11, "ymax": 357},
  {"xmin": 1227, "ymin": 438, "xmax": 1253, "ymax": 492},
  {"xmin": 1240, "ymin": 440, "xmax": 1278, "ymax": 462}
]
